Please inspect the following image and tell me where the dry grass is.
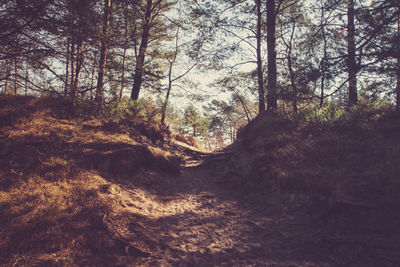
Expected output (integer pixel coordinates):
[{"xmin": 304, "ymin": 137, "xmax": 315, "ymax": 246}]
[
  {"xmin": 0, "ymin": 171, "xmax": 114, "ymax": 266},
  {"xmin": 0, "ymin": 95, "xmax": 188, "ymax": 265}
]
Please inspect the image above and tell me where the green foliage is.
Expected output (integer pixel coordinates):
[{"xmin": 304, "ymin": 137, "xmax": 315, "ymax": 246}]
[
  {"xmin": 304, "ymin": 103, "xmax": 347, "ymax": 128},
  {"xmin": 103, "ymin": 97, "xmax": 161, "ymax": 123},
  {"xmin": 302, "ymin": 101, "xmax": 394, "ymax": 130},
  {"xmin": 181, "ymin": 104, "xmax": 210, "ymax": 137},
  {"xmin": 103, "ymin": 98, "xmax": 145, "ymax": 123}
]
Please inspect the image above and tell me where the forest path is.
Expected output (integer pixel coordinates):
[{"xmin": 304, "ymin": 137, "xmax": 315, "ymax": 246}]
[{"xmin": 107, "ymin": 144, "xmax": 330, "ymax": 267}]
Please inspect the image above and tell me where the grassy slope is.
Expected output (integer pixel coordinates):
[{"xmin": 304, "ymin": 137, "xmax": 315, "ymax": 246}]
[{"xmin": 0, "ymin": 95, "xmax": 188, "ymax": 266}]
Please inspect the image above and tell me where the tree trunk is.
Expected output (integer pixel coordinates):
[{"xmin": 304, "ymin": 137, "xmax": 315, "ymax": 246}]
[
  {"xmin": 4, "ymin": 68, "xmax": 8, "ymax": 94},
  {"xmin": 266, "ymin": 0, "xmax": 277, "ymax": 110},
  {"xmin": 235, "ymin": 91, "xmax": 252, "ymax": 122},
  {"xmin": 120, "ymin": 15, "xmax": 128, "ymax": 101},
  {"xmin": 90, "ymin": 52, "xmax": 96, "ymax": 100},
  {"xmin": 287, "ymin": 22, "xmax": 297, "ymax": 113},
  {"xmin": 131, "ymin": 0, "xmax": 154, "ymax": 100},
  {"xmin": 95, "ymin": 0, "xmax": 112, "ymax": 106},
  {"xmin": 288, "ymin": 49, "xmax": 297, "ymax": 113},
  {"xmin": 161, "ymin": 26, "xmax": 179, "ymax": 126},
  {"xmin": 14, "ymin": 57, "xmax": 18, "ymax": 96},
  {"xmin": 120, "ymin": 47, "xmax": 127, "ymax": 101},
  {"xmin": 70, "ymin": 39, "xmax": 75, "ymax": 97},
  {"xmin": 396, "ymin": 9, "xmax": 400, "ymax": 111},
  {"xmin": 72, "ymin": 41, "xmax": 83, "ymax": 100},
  {"xmin": 347, "ymin": 0, "xmax": 357, "ymax": 107},
  {"xmin": 396, "ymin": 57, "xmax": 400, "ymax": 111},
  {"xmin": 161, "ymin": 48, "xmax": 176, "ymax": 126},
  {"xmin": 255, "ymin": 0, "xmax": 265, "ymax": 113},
  {"xmin": 25, "ymin": 69, "xmax": 28, "ymax": 95},
  {"xmin": 65, "ymin": 38, "xmax": 70, "ymax": 96},
  {"xmin": 161, "ymin": 78, "xmax": 172, "ymax": 125},
  {"xmin": 320, "ymin": 0, "xmax": 327, "ymax": 107}
]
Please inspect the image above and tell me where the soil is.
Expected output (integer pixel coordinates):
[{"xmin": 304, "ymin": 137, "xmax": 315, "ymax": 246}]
[{"xmin": 102, "ymin": 142, "xmax": 400, "ymax": 267}]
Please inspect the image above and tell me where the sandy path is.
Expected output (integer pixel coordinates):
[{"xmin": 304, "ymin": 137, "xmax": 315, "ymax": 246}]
[
  {"xmin": 100, "ymin": 149, "xmax": 328, "ymax": 267},
  {"xmin": 103, "ymin": 148, "xmax": 398, "ymax": 267}
]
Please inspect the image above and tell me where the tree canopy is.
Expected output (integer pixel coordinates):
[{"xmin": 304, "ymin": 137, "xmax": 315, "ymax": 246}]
[{"xmin": 1, "ymin": 0, "xmax": 399, "ymax": 146}]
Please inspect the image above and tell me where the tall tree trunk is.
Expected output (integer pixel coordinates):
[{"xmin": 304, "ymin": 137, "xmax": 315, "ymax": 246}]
[
  {"xmin": 14, "ymin": 58, "xmax": 18, "ymax": 96},
  {"xmin": 161, "ymin": 45, "xmax": 176, "ymax": 126},
  {"xmin": 255, "ymin": 0, "xmax": 265, "ymax": 113},
  {"xmin": 396, "ymin": 57, "xmax": 400, "ymax": 111},
  {"xmin": 65, "ymin": 38, "xmax": 70, "ymax": 96},
  {"xmin": 120, "ymin": 48, "xmax": 127, "ymax": 101},
  {"xmin": 90, "ymin": 52, "xmax": 96, "ymax": 100},
  {"xmin": 119, "ymin": 16, "xmax": 128, "ymax": 101},
  {"xmin": 4, "ymin": 66, "xmax": 9, "ymax": 94},
  {"xmin": 161, "ymin": 26, "xmax": 179, "ymax": 126},
  {"xmin": 161, "ymin": 77, "xmax": 172, "ymax": 125},
  {"xmin": 288, "ymin": 47, "xmax": 297, "ymax": 113},
  {"xmin": 266, "ymin": 0, "xmax": 277, "ymax": 110},
  {"xmin": 320, "ymin": 0, "xmax": 327, "ymax": 107},
  {"xmin": 70, "ymin": 39, "xmax": 75, "ymax": 97},
  {"xmin": 72, "ymin": 40, "xmax": 84, "ymax": 101},
  {"xmin": 131, "ymin": 0, "xmax": 154, "ymax": 100},
  {"xmin": 287, "ymin": 22, "xmax": 297, "ymax": 113},
  {"xmin": 347, "ymin": 0, "xmax": 357, "ymax": 107},
  {"xmin": 396, "ymin": 9, "xmax": 400, "ymax": 111},
  {"xmin": 95, "ymin": 0, "xmax": 112, "ymax": 106}
]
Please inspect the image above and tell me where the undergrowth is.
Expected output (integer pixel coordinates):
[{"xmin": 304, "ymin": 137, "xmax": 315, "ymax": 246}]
[{"xmin": 300, "ymin": 102, "xmax": 393, "ymax": 130}]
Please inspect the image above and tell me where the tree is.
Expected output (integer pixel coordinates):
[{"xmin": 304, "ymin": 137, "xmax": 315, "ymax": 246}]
[
  {"xmin": 255, "ymin": 0, "xmax": 265, "ymax": 113},
  {"xmin": 182, "ymin": 105, "xmax": 210, "ymax": 137},
  {"xmin": 397, "ymin": 7, "xmax": 400, "ymax": 110},
  {"xmin": 95, "ymin": 0, "xmax": 112, "ymax": 106},
  {"xmin": 266, "ymin": 0, "xmax": 277, "ymax": 110},
  {"xmin": 347, "ymin": 0, "xmax": 357, "ymax": 107},
  {"xmin": 318, "ymin": 0, "xmax": 329, "ymax": 107},
  {"xmin": 131, "ymin": 0, "xmax": 158, "ymax": 100},
  {"xmin": 278, "ymin": 1, "xmax": 303, "ymax": 113}
]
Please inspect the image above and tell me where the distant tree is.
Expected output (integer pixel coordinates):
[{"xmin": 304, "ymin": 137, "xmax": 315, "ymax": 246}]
[
  {"xmin": 212, "ymin": 72, "xmax": 257, "ymax": 122},
  {"xmin": 160, "ymin": 15, "xmax": 201, "ymax": 125},
  {"xmin": 278, "ymin": 1, "xmax": 303, "ymax": 113},
  {"xmin": 182, "ymin": 105, "xmax": 210, "ymax": 137},
  {"xmin": 207, "ymin": 98, "xmax": 251, "ymax": 143}
]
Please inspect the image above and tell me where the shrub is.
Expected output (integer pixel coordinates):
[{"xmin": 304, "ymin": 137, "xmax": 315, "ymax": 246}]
[
  {"xmin": 304, "ymin": 103, "xmax": 346, "ymax": 128},
  {"xmin": 103, "ymin": 97, "xmax": 162, "ymax": 123},
  {"xmin": 103, "ymin": 98, "xmax": 145, "ymax": 123}
]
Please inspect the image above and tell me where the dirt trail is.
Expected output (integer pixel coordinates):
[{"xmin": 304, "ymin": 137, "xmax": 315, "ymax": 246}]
[
  {"xmin": 104, "ymin": 145, "xmax": 335, "ymax": 267},
  {"xmin": 2, "ymin": 97, "xmax": 399, "ymax": 266}
]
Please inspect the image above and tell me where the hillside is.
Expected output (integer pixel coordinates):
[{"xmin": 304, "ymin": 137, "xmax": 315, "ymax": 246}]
[
  {"xmin": 1, "ymin": 96, "xmax": 400, "ymax": 266},
  {"xmin": 225, "ymin": 108, "xmax": 400, "ymax": 266},
  {"xmin": 0, "ymin": 95, "xmax": 204, "ymax": 266}
]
